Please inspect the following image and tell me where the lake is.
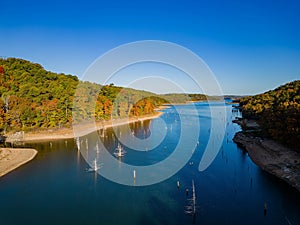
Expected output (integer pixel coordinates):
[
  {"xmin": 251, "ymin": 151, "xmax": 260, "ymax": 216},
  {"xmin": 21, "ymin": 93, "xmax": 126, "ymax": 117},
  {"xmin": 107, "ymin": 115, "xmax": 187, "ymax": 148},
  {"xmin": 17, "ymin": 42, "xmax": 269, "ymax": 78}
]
[{"xmin": 0, "ymin": 102, "xmax": 299, "ymax": 225}]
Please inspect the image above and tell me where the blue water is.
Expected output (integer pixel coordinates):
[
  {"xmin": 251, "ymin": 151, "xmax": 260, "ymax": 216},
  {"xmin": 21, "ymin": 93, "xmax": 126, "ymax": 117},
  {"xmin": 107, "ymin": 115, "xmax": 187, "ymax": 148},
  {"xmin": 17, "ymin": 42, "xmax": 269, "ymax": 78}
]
[{"xmin": 0, "ymin": 103, "xmax": 299, "ymax": 225}]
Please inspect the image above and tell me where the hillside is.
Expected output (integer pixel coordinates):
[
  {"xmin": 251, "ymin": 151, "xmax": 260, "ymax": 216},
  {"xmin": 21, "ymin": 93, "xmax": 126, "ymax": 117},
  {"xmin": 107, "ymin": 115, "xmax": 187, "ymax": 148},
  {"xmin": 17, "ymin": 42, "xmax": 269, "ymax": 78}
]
[
  {"xmin": 0, "ymin": 58, "xmax": 165, "ymax": 133},
  {"xmin": 238, "ymin": 80, "xmax": 300, "ymax": 150},
  {"xmin": 0, "ymin": 57, "xmax": 226, "ymax": 135}
]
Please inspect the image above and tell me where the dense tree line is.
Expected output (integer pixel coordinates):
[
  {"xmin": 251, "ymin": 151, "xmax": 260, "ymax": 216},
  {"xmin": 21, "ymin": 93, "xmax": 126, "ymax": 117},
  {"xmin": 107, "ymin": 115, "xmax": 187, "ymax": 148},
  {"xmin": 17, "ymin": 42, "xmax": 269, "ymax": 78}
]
[
  {"xmin": 159, "ymin": 93, "xmax": 219, "ymax": 103},
  {"xmin": 0, "ymin": 58, "xmax": 165, "ymax": 133},
  {"xmin": 238, "ymin": 80, "xmax": 300, "ymax": 149},
  {"xmin": 0, "ymin": 57, "xmax": 219, "ymax": 134},
  {"xmin": 0, "ymin": 58, "xmax": 79, "ymax": 132},
  {"xmin": 72, "ymin": 82, "xmax": 166, "ymax": 123}
]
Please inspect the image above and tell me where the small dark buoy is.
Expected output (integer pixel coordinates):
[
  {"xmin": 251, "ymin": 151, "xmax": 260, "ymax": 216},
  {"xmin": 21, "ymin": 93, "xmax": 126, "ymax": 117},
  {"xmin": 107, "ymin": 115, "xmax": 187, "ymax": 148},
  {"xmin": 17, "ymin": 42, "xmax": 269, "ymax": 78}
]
[
  {"xmin": 186, "ymin": 188, "xmax": 189, "ymax": 196},
  {"xmin": 264, "ymin": 202, "xmax": 267, "ymax": 215}
]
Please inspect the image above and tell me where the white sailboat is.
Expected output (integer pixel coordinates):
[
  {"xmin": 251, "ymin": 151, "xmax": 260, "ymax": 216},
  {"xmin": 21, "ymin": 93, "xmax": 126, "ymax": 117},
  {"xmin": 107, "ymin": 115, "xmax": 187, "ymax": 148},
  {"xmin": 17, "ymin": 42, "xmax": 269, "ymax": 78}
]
[{"xmin": 114, "ymin": 143, "xmax": 126, "ymax": 158}]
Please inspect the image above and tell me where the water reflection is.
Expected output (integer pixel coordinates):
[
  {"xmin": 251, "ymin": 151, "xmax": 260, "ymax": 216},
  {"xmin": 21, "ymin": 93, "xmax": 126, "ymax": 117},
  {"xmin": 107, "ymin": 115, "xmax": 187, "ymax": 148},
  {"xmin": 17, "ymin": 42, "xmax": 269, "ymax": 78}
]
[
  {"xmin": 0, "ymin": 103, "xmax": 299, "ymax": 225},
  {"xmin": 129, "ymin": 120, "xmax": 152, "ymax": 139}
]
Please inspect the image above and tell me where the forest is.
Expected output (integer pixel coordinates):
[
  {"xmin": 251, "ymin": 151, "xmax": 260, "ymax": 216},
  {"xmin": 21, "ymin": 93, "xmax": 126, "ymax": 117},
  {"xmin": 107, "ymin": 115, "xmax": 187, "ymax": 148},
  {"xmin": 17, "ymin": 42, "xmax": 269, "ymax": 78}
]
[
  {"xmin": 1, "ymin": 58, "xmax": 217, "ymax": 134},
  {"xmin": 0, "ymin": 58, "xmax": 167, "ymax": 133},
  {"xmin": 161, "ymin": 93, "xmax": 220, "ymax": 103},
  {"xmin": 238, "ymin": 80, "xmax": 300, "ymax": 149},
  {"xmin": 0, "ymin": 57, "xmax": 223, "ymax": 134}
]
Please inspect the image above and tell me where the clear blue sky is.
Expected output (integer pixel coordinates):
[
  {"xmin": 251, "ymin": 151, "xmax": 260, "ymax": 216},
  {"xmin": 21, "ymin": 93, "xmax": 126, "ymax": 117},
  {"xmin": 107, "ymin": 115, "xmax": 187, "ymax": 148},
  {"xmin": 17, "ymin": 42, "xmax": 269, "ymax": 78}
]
[{"xmin": 1, "ymin": 0, "xmax": 300, "ymax": 95}]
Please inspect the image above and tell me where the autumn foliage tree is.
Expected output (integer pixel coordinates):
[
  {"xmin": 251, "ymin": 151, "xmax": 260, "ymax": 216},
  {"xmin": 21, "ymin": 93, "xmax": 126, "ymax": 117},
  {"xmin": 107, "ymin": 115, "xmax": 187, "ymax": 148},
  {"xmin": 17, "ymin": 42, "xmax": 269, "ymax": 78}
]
[
  {"xmin": 0, "ymin": 58, "xmax": 168, "ymax": 134},
  {"xmin": 239, "ymin": 80, "xmax": 300, "ymax": 150}
]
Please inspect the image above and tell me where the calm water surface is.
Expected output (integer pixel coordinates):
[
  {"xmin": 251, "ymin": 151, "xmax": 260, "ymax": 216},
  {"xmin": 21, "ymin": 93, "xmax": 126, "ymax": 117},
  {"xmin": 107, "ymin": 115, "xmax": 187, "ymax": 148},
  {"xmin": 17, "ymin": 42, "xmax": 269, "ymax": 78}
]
[{"xmin": 0, "ymin": 103, "xmax": 299, "ymax": 225}]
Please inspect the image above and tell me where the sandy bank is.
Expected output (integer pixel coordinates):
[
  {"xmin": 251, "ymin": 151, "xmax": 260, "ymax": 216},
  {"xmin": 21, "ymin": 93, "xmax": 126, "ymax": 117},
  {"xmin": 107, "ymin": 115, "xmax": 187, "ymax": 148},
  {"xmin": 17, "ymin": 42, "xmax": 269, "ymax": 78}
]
[
  {"xmin": 233, "ymin": 132, "xmax": 300, "ymax": 192},
  {"xmin": 6, "ymin": 112, "xmax": 163, "ymax": 142},
  {"xmin": 0, "ymin": 148, "xmax": 38, "ymax": 177}
]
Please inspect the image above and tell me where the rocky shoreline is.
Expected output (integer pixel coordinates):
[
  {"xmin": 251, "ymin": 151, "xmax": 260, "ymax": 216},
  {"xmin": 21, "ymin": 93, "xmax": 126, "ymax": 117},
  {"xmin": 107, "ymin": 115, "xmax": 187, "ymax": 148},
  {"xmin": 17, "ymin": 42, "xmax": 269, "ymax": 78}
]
[{"xmin": 233, "ymin": 123, "xmax": 300, "ymax": 192}]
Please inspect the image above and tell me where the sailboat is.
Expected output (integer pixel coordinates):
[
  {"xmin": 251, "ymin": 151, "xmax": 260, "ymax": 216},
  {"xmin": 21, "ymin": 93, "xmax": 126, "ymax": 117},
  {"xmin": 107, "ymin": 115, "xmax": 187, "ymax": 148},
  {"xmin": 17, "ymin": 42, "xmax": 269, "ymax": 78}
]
[
  {"xmin": 114, "ymin": 143, "xmax": 126, "ymax": 158},
  {"xmin": 185, "ymin": 180, "xmax": 197, "ymax": 215}
]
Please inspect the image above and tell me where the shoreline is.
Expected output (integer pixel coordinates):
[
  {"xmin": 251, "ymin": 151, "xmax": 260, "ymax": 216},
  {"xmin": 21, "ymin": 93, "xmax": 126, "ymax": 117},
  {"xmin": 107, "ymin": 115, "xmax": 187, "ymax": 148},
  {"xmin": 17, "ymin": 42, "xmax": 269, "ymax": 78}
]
[
  {"xmin": 233, "ymin": 129, "xmax": 300, "ymax": 192},
  {"xmin": 0, "ymin": 148, "xmax": 38, "ymax": 177},
  {"xmin": 6, "ymin": 111, "xmax": 164, "ymax": 143}
]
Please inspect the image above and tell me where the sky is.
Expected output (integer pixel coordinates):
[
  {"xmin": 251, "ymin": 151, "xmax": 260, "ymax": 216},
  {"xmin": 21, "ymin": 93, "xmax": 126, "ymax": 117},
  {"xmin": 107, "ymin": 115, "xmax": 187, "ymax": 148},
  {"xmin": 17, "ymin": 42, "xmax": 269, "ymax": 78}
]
[{"xmin": 0, "ymin": 0, "xmax": 300, "ymax": 95}]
